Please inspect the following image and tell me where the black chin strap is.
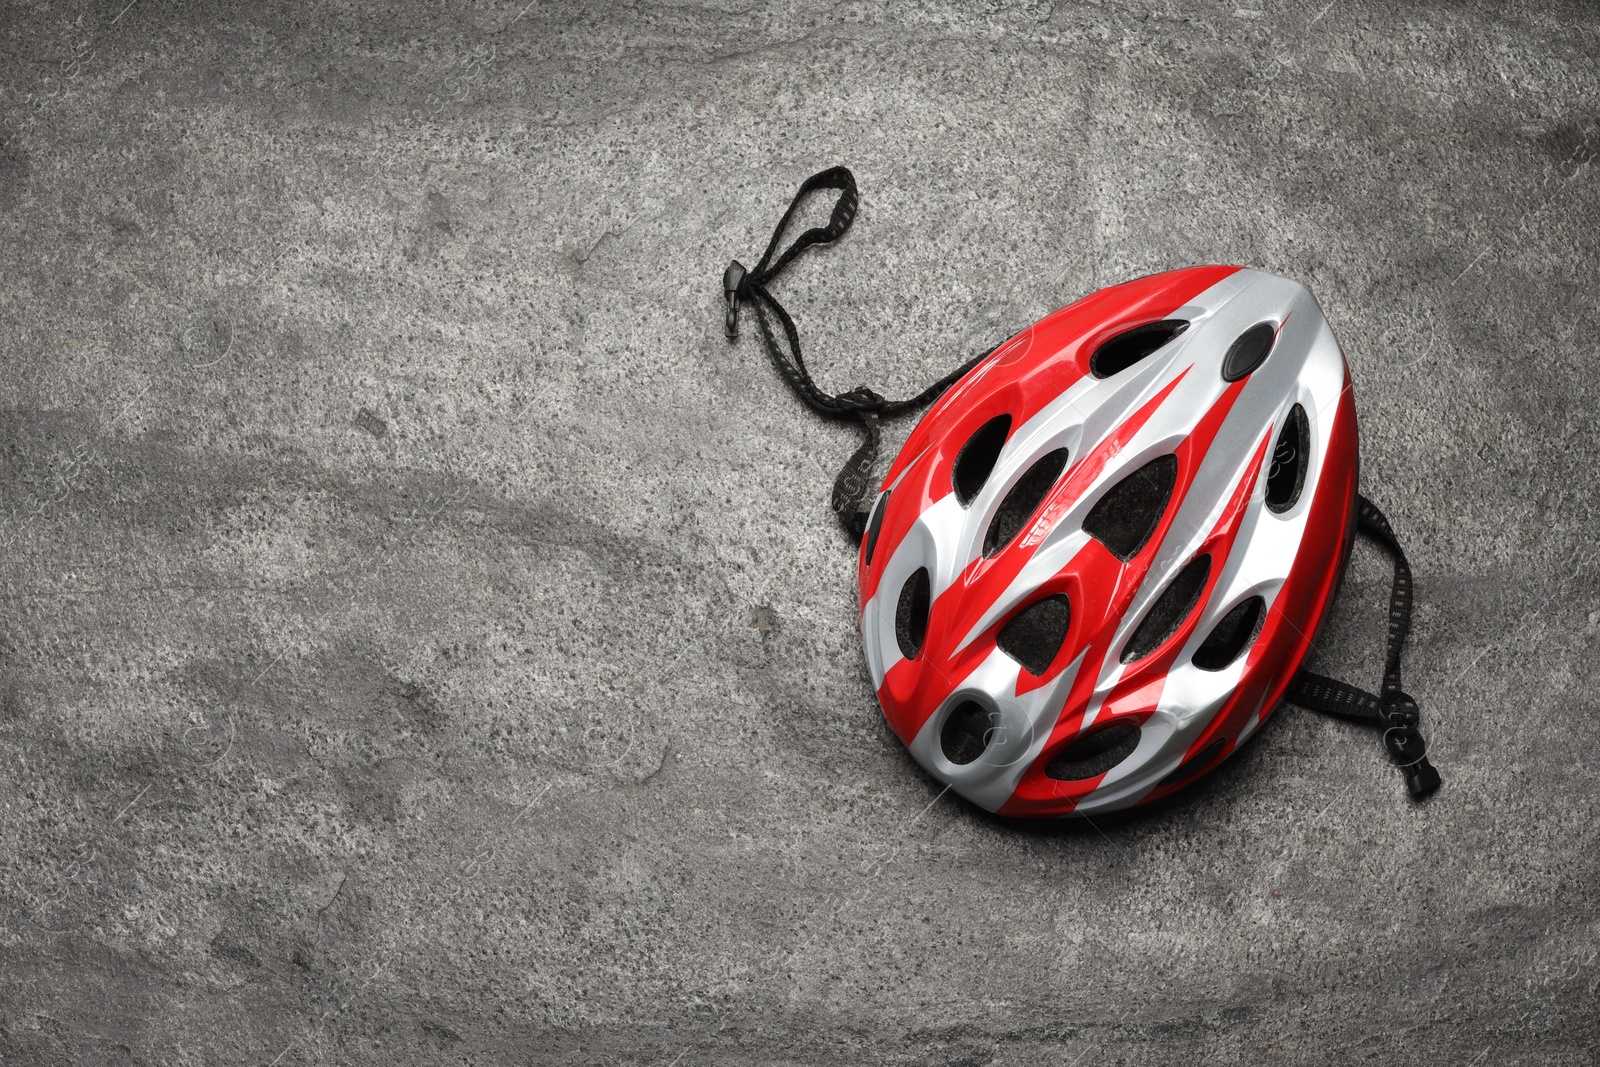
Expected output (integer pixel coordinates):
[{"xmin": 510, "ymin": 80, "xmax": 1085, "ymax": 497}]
[
  {"xmin": 1286, "ymin": 495, "xmax": 1442, "ymax": 800},
  {"xmin": 722, "ymin": 166, "xmax": 994, "ymax": 539}
]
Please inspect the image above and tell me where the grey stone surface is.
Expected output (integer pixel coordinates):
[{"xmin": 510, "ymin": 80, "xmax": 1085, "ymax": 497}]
[{"xmin": 1, "ymin": 0, "xmax": 1598, "ymax": 1063}]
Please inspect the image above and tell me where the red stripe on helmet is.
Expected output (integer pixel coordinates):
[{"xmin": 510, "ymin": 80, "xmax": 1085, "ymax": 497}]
[
  {"xmin": 875, "ymin": 365, "xmax": 1202, "ymax": 745},
  {"xmin": 1137, "ymin": 374, "xmax": 1359, "ymax": 807},
  {"xmin": 861, "ymin": 266, "xmax": 1243, "ymax": 609},
  {"xmin": 998, "ymin": 388, "xmax": 1265, "ymax": 816}
]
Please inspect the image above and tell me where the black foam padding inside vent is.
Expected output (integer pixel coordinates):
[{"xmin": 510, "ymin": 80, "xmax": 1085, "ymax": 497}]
[
  {"xmin": 895, "ymin": 568, "xmax": 930, "ymax": 660},
  {"xmin": 1090, "ymin": 320, "xmax": 1190, "ymax": 378},
  {"xmin": 1082, "ymin": 455, "xmax": 1178, "ymax": 561},
  {"xmin": 1122, "ymin": 554, "xmax": 1212, "ymax": 664},
  {"xmin": 952, "ymin": 415, "xmax": 1012, "ymax": 506},
  {"xmin": 1193, "ymin": 596, "xmax": 1264, "ymax": 671},
  {"xmin": 984, "ymin": 449, "xmax": 1069, "ymax": 557},
  {"xmin": 940, "ymin": 701, "xmax": 993, "ymax": 765},
  {"xmin": 1045, "ymin": 721, "xmax": 1142, "ymax": 781},
  {"xmin": 1265, "ymin": 404, "xmax": 1309, "ymax": 513},
  {"xmin": 996, "ymin": 595, "xmax": 1072, "ymax": 676}
]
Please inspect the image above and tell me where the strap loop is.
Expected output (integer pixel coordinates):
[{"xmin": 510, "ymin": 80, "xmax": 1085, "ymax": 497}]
[{"xmin": 722, "ymin": 167, "xmax": 998, "ymax": 538}]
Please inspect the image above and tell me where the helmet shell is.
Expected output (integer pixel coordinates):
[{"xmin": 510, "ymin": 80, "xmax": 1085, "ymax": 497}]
[{"xmin": 858, "ymin": 266, "xmax": 1358, "ymax": 816}]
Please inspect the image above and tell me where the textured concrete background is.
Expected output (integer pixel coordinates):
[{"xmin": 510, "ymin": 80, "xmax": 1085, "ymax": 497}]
[{"xmin": 2, "ymin": 1, "xmax": 1598, "ymax": 1064}]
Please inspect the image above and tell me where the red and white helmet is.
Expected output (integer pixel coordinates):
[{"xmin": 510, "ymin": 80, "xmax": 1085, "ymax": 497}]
[{"xmin": 857, "ymin": 266, "xmax": 1359, "ymax": 816}]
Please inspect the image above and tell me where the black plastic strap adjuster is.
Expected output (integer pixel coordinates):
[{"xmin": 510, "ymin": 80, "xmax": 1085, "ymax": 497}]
[
  {"xmin": 1378, "ymin": 691, "xmax": 1421, "ymax": 729},
  {"xmin": 723, "ymin": 260, "xmax": 747, "ymax": 340},
  {"xmin": 1379, "ymin": 692, "xmax": 1441, "ymax": 800}
]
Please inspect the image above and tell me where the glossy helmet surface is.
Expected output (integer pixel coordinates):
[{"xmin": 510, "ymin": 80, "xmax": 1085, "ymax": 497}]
[{"xmin": 857, "ymin": 266, "xmax": 1359, "ymax": 816}]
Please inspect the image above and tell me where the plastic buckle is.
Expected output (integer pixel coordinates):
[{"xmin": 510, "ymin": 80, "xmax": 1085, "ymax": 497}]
[
  {"xmin": 1379, "ymin": 692, "xmax": 1440, "ymax": 800},
  {"xmin": 1378, "ymin": 691, "xmax": 1420, "ymax": 729},
  {"xmin": 723, "ymin": 260, "xmax": 747, "ymax": 340}
]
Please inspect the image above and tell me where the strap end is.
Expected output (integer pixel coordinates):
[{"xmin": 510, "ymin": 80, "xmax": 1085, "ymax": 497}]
[
  {"xmin": 1405, "ymin": 758, "xmax": 1442, "ymax": 800},
  {"xmin": 723, "ymin": 259, "xmax": 747, "ymax": 340}
]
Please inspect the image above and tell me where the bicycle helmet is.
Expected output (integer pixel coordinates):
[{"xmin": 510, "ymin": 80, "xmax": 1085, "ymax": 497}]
[
  {"xmin": 723, "ymin": 167, "xmax": 1440, "ymax": 817},
  {"xmin": 860, "ymin": 265, "xmax": 1355, "ymax": 815}
]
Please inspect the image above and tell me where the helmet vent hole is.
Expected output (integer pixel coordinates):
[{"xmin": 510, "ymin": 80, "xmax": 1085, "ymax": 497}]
[
  {"xmin": 1265, "ymin": 404, "xmax": 1309, "ymax": 513},
  {"xmin": 1044, "ymin": 721, "xmax": 1142, "ymax": 781},
  {"xmin": 1222, "ymin": 322, "xmax": 1276, "ymax": 381},
  {"xmin": 952, "ymin": 414, "xmax": 1012, "ymax": 506},
  {"xmin": 1193, "ymin": 596, "xmax": 1265, "ymax": 671},
  {"xmin": 1082, "ymin": 454, "xmax": 1178, "ymax": 561},
  {"xmin": 1122, "ymin": 554, "xmax": 1212, "ymax": 664},
  {"xmin": 996, "ymin": 594, "xmax": 1071, "ymax": 676},
  {"xmin": 1090, "ymin": 319, "xmax": 1190, "ymax": 378},
  {"xmin": 1158, "ymin": 737, "xmax": 1229, "ymax": 787},
  {"xmin": 863, "ymin": 490, "xmax": 890, "ymax": 567},
  {"xmin": 895, "ymin": 567, "xmax": 931, "ymax": 660},
  {"xmin": 940, "ymin": 700, "xmax": 993, "ymax": 765},
  {"xmin": 983, "ymin": 448, "xmax": 1069, "ymax": 557}
]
